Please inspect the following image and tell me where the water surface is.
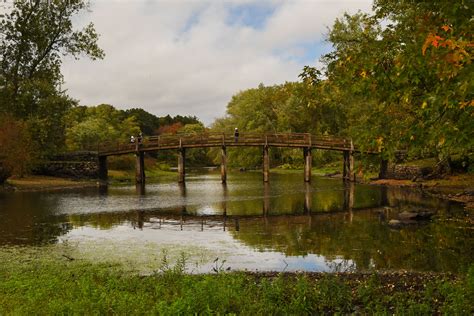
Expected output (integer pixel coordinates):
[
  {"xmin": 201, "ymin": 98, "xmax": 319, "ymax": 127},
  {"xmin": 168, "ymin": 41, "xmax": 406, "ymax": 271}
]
[{"xmin": 0, "ymin": 171, "xmax": 472, "ymax": 273}]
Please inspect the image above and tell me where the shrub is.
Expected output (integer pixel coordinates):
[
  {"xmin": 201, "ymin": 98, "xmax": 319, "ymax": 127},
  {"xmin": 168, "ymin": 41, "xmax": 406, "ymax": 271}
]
[{"xmin": 0, "ymin": 115, "xmax": 38, "ymax": 178}]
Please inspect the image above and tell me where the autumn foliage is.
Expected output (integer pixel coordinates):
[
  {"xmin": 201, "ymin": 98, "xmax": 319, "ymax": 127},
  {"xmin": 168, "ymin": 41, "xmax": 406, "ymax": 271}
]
[
  {"xmin": 157, "ymin": 122, "xmax": 183, "ymax": 135},
  {"xmin": 0, "ymin": 115, "xmax": 38, "ymax": 182}
]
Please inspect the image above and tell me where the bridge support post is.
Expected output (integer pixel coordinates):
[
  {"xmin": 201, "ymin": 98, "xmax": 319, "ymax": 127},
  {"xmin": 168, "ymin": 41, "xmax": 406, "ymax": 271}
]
[
  {"xmin": 98, "ymin": 156, "xmax": 108, "ymax": 185},
  {"xmin": 263, "ymin": 145, "xmax": 270, "ymax": 182},
  {"xmin": 221, "ymin": 146, "xmax": 227, "ymax": 184},
  {"xmin": 304, "ymin": 182, "xmax": 312, "ymax": 213},
  {"xmin": 343, "ymin": 181, "xmax": 355, "ymax": 211},
  {"xmin": 343, "ymin": 151, "xmax": 355, "ymax": 182},
  {"xmin": 135, "ymin": 151, "xmax": 145, "ymax": 185},
  {"xmin": 263, "ymin": 182, "xmax": 270, "ymax": 215},
  {"xmin": 303, "ymin": 147, "xmax": 312, "ymax": 182},
  {"xmin": 379, "ymin": 158, "xmax": 388, "ymax": 179},
  {"xmin": 178, "ymin": 148, "xmax": 185, "ymax": 183}
]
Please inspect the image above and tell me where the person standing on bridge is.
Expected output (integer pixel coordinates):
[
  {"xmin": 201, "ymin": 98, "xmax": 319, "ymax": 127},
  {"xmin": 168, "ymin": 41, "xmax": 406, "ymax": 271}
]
[
  {"xmin": 137, "ymin": 132, "xmax": 143, "ymax": 144},
  {"xmin": 234, "ymin": 128, "xmax": 239, "ymax": 143}
]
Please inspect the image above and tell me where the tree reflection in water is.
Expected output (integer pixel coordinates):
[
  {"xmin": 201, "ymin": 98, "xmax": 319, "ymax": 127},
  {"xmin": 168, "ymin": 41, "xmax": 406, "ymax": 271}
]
[{"xmin": 0, "ymin": 174, "xmax": 471, "ymax": 273}]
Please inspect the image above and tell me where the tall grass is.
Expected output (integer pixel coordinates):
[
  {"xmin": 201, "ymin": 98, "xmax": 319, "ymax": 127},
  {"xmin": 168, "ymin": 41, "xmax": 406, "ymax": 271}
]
[{"xmin": 0, "ymin": 248, "xmax": 473, "ymax": 314}]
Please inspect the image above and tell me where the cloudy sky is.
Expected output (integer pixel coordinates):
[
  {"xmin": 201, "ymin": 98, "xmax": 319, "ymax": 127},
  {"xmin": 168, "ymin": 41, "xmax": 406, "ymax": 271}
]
[{"xmin": 61, "ymin": 0, "xmax": 372, "ymax": 125}]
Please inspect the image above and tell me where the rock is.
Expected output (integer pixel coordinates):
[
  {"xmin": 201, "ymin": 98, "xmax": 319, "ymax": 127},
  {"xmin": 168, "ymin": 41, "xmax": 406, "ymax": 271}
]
[
  {"xmin": 388, "ymin": 219, "xmax": 419, "ymax": 228},
  {"xmin": 415, "ymin": 211, "xmax": 434, "ymax": 220},
  {"xmin": 399, "ymin": 211, "xmax": 419, "ymax": 220},
  {"xmin": 398, "ymin": 211, "xmax": 434, "ymax": 221},
  {"xmin": 388, "ymin": 219, "xmax": 402, "ymax": 228}
]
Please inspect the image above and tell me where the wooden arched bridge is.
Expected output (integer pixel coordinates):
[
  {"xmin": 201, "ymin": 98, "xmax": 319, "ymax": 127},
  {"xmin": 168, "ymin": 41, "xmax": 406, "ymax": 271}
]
[{"xmin": 97, "ymin": 132, "xmax": 378, "ymax": 185}]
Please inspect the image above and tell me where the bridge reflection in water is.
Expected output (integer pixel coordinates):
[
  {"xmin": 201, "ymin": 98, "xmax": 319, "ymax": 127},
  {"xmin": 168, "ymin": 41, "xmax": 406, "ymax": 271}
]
[{"xmin": 130, "ymin": 181, "xmax": 360, "ymax": 231}]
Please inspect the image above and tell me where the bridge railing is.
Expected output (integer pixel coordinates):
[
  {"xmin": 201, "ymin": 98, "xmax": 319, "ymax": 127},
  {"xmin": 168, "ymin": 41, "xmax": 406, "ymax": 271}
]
[
  {"xmin": 312, "ymin": 135, "xmax": 354, "ymax": 150},
  {"xmin": 98, "ymin": 132, "xmax": 354, "ymax": 154}
]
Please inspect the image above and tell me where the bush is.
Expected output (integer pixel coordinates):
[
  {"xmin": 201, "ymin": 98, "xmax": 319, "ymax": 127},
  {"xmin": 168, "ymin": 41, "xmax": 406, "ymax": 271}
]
[
  {"xmin": 0, "ymin": 162, "xmax": 12, "ymax": 184},
  {"xmin": 108, "ymin": 155, "xmax": 135, "ymax": 171},
  {"xmin": 0, "ymin": 115, "xmax": 38, "ymax": 178},
  {"xmin": 155, "ymin": 162, "xmax": 171, "ymax": 171}
]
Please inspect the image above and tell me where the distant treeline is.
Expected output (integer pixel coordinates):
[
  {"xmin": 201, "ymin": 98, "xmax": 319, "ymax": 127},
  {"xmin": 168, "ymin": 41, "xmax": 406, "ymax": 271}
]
[{"xmin": 65, "ymin": 104, "xmax": 203, "ymax": 151}]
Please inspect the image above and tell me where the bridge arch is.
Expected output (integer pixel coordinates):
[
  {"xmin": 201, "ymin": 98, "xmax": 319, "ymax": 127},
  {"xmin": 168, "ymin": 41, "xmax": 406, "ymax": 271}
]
[{"xmin": 97, "ymin": 132, "xmax": 374, "ymax": 185}]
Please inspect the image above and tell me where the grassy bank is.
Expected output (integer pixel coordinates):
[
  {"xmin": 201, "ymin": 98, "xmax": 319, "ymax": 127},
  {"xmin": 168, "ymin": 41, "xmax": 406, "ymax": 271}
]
[
  {"xmin": 1, "ymin": 168, "xmax": 178, "ymax": 190},
  {"xmin": 4, "ymin": 175, "xmax": 97, "ymax": 191},
  {"xmin": 107, "ymin": 168, "xmax": 177, "ymax": 183},
  {"xmin": 0, "ymin": 247, "xmax": 473, "ymax": 315}
]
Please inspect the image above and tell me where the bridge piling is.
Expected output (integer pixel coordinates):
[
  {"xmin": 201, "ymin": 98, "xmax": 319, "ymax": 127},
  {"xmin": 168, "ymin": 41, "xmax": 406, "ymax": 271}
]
[
  {"xmin": 343, "ymin": 181, "xmax": 355, "ymax": 211},
  {"xmin": 135, "ymin": 151, "xmax": 145, "ymax": 185},
  {"xmin": 221, "ymin": 146, "xmax": 227, "ymax": 183},
  {"xmin": 343, "ymin": 151, "xmax": 355, "ymax": 182},
  {"xmin": 263, "ymin": 145, "xmax": 270, "ymax": 182},
  {"xmin": 263, "ymin": 182, "xmax": 270, "ymax": 215},
  {"xmin": 303, "ymin": 147, "xmax": 312, "ymax": 182},
  {"xmin": 178, "ymin": 148, "xmax": 186, "ymax": 183},
  {"xmin": 304, "ymin": 182, "xmax": 312, "ymax": 213},
  {"xmin": 98, "ymin": 156, "xmax": 108, "ymax": 185},
  {"xmin": 379, "ymin": 158, "xmax": 388, "ymax": 179}
]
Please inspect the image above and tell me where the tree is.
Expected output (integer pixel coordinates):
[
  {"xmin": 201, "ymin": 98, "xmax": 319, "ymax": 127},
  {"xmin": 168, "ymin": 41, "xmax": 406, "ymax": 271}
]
[
  {"xmin": 0, "ymin": 115, "xmax": 38, "ymax": 181},
  {"xmin": 319, "ymin": 0, "xmax": 473, "ymax": 160},
  {"xmin": 209, "ymin": 82, "xmax": 346, "ymax": 168},
  {"xmin": 178, "ymin": 123, "xmax": 212, "ymax": 166},
  {"xmin": 124, "ymin": 108, "xmax": 161, "ymax": 136},
  {"xmin": 0, "ymin": 0, "xmax": 104, "ymax": 157},
  {"xmin": 65, "ymin": 104, "xmax": 140, "ymax": 150}
]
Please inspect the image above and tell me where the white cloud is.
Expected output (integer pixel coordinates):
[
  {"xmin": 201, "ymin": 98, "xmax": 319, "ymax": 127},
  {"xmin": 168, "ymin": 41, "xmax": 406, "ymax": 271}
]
[{"xmin": 61, "ymin": 0, "xmax": 372, "ymax": 125}]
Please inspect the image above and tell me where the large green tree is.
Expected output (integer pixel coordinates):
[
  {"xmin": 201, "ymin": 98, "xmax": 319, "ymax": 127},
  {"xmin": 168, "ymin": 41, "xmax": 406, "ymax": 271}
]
[
  {"xmin": 320, "ymin": 0, "xmax": 473, "ymax": 159},
  {"xmin": 65, "ymin": 104, "xmax": 140, "ymax": 151},
  {"xmin": 0, "ymin": 0, "xmax": 104, "ymax": 157},
  {"xmin": 210, "ymin": 82, "xmax": 345, "ymax": 168}
]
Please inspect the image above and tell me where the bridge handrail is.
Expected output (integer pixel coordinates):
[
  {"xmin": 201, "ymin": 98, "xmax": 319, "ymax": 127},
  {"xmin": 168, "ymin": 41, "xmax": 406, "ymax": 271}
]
[{"xmin": 97, "ymin": 132, "xmax": 355, "ymax": 154}]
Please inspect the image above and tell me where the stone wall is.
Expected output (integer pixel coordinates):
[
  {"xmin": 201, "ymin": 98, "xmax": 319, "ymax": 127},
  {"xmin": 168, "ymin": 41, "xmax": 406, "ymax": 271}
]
[
  {"xmin": 33, "ymin": 151, "xmax": 99, "ymax": 179},
  {"xmin": 386, "ymin": 164, "xmax": 433, "ymax": 180}
]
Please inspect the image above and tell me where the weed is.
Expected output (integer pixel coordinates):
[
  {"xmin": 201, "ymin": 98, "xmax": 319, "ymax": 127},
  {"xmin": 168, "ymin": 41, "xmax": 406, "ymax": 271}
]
[{"xmin": 0, "ymin": 247, "xmax": 473, "ymax": 314}]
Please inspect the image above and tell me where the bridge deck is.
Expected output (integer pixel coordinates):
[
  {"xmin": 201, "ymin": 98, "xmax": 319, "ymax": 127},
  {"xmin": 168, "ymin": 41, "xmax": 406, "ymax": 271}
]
[{"xmin": 98, "ymin": 133, "xmax": 370, "ymax": 156}]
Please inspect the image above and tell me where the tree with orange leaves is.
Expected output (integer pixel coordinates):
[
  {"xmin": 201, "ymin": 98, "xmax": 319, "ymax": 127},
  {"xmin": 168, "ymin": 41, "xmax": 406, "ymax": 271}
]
[
  {"xmin": 317, "ymin": 0, "xmax": 473, "ymax": 161},
  {"xmin": 0, "ymin": 115, "xmax": 38, "ymax": 183}
]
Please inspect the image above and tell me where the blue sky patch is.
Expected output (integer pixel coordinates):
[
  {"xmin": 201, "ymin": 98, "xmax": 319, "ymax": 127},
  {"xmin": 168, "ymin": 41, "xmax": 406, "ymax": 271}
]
[
  {"xmin": 274, "ymin": 40, "xmax": 334, "ymax": 64},
  {"xmin": 226, "ymin": 3, "xmax": 277, "ymax": 29}
]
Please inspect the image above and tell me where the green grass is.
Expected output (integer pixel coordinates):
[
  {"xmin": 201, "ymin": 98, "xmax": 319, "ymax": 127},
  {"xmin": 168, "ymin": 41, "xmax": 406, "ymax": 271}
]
[
  {"xmin": 1, "ymin": 247, "xmax": 473, "ymax": 315},
  {"xmin": 108, "ymin": 167, "xmax": 176, "ymax": 182},
  {"xmin": 399, "ymin": 157, "xmax": 437, "ymax": 168}
]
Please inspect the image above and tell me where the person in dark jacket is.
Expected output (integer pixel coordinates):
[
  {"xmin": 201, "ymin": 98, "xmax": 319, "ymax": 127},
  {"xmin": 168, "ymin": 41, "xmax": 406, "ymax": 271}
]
[{"xmin": 234, "ymin": 128, "xmax": 239, "ymax": 143}]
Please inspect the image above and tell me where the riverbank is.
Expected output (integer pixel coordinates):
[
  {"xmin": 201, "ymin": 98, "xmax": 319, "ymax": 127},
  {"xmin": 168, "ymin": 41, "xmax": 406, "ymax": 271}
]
[
  {"xmin": 2, "ymin": 175, "xmax": 98, "ymax": 192},
  {"xmin": 0, "ymin": 168, "xmax": 177, "ymax": 191},
  {"xmin": 0, "ymin": 246, "xmax": 472, "ymax": 314},
  {"xmin": 370, "ymin": 174, "xmax": 474, "ymax": 210}
]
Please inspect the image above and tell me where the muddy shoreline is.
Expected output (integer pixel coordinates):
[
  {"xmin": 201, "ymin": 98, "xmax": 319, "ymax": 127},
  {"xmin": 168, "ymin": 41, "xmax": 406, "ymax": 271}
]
[
  {"xmin": 1, "ymin": 176, "xmax": 98, "ymax": 192},
  {"xmin": 369, "ymin": 177, "xmax": 474, "ymax": 210}
]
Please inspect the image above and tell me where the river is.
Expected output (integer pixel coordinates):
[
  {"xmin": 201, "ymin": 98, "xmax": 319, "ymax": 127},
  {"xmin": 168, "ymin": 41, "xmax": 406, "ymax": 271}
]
[{"xmin": 0, "ymin": 170, "xmax": 472, "ymax": 273}]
